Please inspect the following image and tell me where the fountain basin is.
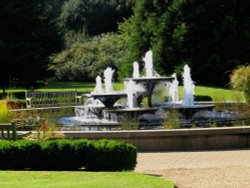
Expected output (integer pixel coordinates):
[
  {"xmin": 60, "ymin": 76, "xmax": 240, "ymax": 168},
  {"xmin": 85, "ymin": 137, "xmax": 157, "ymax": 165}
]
[
  {"xmin": 61, "ymin": 126, "xmax": 250, "ymax": 151},
  {"xmin": 83, "ymin": 92, "xmax": 127, "ymax": 108},
  {"xmin": 105, "ymin": 107, "xmax": 159, "ymax": 121},
  {"xmin": 161, "ymin": 103, "xmax": 215, "ymax": 119}
]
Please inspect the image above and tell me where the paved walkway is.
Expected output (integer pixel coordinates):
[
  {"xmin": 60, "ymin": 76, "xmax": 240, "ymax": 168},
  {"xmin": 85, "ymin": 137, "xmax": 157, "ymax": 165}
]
[{"xmin": 135, "ymin": 149, "xmax": 250, "ymax": 188}]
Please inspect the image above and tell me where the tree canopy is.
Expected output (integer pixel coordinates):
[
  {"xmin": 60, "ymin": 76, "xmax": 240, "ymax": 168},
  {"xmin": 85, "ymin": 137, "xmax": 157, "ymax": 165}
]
[
  {"xmin": 0, "ymin": 0, "xmax": 63, "ymax": 91},
  {"xmin": 122, "ymin": 0, "xmax": 250, "ymax": 86},
  {"xmin": 60, "ymin": 0, "xmax": 134, "ymax": 36}
]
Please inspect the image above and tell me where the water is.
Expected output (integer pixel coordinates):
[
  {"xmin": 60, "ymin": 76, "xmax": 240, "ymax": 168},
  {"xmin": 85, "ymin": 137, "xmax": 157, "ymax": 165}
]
[
  {"xmin": 126, "ymin": 80, "xmax": 135, "ymax": 108},
  {"xmin": 125, "ymin": 79, "xmax": 145, "ymax": 108},
  {"xmin": 169, "ymin": 73, "xmax": 179, "ymax": 102},
  {"xmin": 133, "ymin": 61, "xmax": 140, "ymax": 78},
  {"xmin": 104, "ymin": 67, "xmax": 114, "ymax": 93},
  {"xmin": 143, "ymin": 50, "xmax": 154, "ymax": 78},
  {"xmin": 182, "ymin": 65, "xmax": 195, "ymax": 106},
  {"xmin": 92, "ymin": 75, "xmax": 103, "ymax": 94}
]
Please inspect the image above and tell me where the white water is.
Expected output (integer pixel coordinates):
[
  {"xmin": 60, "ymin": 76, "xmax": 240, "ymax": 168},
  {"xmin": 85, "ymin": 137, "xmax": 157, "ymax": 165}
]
[
  {"xmin": 169, "ymin": 73, "xmax": 179, "ymax": 102},
  {"xmin": 125, "ymin": 79, "xmax": 145, "ymax": 109},
  {"xmin": 104, "ymin": 67, "xmax": 114, "ymax": 93},
  {"xmin": 126, "ymin": 80, "xmax": 135, "ymax": 108},
  {"xmin": 143, "ymin": 50, "xmax": 154, "ymax": 78},
  {"xmin": 75, "ymin": 98, "xmax": 103, "ymax": 118},
  {"xmin": 92, "ymin": 75, "xmax": 103, "ymax": 94},
  {"xmin": 133, "ymin": 61, "xmax": 140, "ymax": 78},
  {"xmin": 182, "ymin": 65, "xmax": 195, "ymax": 106}
]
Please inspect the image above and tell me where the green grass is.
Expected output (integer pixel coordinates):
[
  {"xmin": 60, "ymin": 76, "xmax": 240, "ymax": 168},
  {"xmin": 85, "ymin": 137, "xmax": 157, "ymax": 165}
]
[
  {"xmin": 5, "ymin": 81, "xmax": 245, "ymax": 101},
  {"xmin": 0, "ymin": 171, "xmax": 175, "ymax": 188},
  {"xmin": 179, "ymin": 85, "xmax": 245, "ymax": 102}
]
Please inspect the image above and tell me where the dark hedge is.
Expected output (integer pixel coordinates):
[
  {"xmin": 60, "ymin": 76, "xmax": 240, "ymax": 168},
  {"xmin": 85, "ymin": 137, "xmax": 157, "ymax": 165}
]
[{"xmin": 0, "ymin": 139, "xmax": 137, "ymax": 171}]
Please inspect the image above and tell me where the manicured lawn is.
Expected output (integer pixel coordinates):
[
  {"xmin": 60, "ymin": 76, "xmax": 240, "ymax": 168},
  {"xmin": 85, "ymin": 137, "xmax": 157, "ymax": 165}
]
[
  {"xmin": 179, "ymin": 85, "xmax": 245, "ymax": 102},
  {"xmin": 0, "ymin": 171, "xmax": 175, "ymax": 188},
  {"xmin": 5, "ymin": 81, "xmax": 245, "ymax": 101}
]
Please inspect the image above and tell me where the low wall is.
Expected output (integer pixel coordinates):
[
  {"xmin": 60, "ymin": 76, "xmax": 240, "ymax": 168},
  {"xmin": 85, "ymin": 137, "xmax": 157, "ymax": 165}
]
[{"xmin": 61, "ymin": 126, "xmax": 250, "ymax": 151}]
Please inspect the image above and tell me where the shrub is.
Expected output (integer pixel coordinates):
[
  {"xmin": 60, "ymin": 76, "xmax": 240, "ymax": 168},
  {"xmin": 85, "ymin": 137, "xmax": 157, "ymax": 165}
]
[
  {"xmin": 0, "ymin": 139, "xmax": 137, "ymax": 171},
  {"xmin": 85, "ymin": 140, "xmax": 137, "ymax": 171},
  {"xmin": 0, "ymin": 141, "xmax": 20, "ymax": 170},
  {"xmin": 16, "ymin": 140, "xmax": 42, "ymax": 170},
  {"xmin": 194, "ymin": 95, "xmax": 213, "ymax": 102},
  {"xmin": 230, "ymin": 65, "xmax": 250, "ymax": 103},
  {"xmin": 0, "ymin": 100, "xmax": 15, "ymax": 123}
]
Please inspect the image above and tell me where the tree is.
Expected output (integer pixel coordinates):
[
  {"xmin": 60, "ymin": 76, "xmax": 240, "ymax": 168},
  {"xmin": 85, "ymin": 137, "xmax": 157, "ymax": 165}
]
[
  {"xmin": 0, "ymin": 0, "xmax": 63, "ymax": 92},
  {"xmin": 121, "ymin": 0, "xmax": 250, "ymax": 86},
  {"xmin": 49, "ymin": 33, "xmax": 128, "ymax": 81},
  {"xmin": 59, "ymin": 0, "xmax": 134, "ymax": 36}
]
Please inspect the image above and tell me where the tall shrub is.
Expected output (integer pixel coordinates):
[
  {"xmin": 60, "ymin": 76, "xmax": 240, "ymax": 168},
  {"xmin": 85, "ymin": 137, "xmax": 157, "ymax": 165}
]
[
  {"xmin": 230, "ymin": 65, "xmax": 250, "ymax": 103},
  {"xmin": 0, "ymin": 100, "xmax": 14, "ymax": 123}
]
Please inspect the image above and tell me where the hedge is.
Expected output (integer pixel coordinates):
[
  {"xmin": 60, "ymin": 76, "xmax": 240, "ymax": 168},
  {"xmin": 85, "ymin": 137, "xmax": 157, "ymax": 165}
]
[{"xmin": 0, "ymin": 139, "xmax": 137, "ymax": 171}]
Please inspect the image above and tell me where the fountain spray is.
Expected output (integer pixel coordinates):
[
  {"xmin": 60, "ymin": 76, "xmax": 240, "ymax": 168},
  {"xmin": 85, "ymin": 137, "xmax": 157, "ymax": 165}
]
[
  {"xmin": 104, "ymin": 67, "xmax": 114, "ymax": 93},
  {"xmin": 182, "ymin": 65, "xmax": 195, "ymax": 106}
]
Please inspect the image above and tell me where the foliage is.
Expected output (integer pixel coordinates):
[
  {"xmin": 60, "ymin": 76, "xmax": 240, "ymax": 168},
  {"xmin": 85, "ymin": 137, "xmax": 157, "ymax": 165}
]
[
  {"xmin": 120, "ymin": 114, "xmax": 139, "ymax": 130},
  {"xmin": 163, "ymin": 109, "xmax": 180, "ymax": 129},
  {"xmin": 0, "ymin": 100, "xmax": 15, "ymax": 123},
  {"xmin": 85, "ymin": 140, "xmax": 137, "ymax": 171},
  {"xmin": 121, "ymin": 0, "xmax": 250, "ymax": 86},
  {"xmin": 230, "ymin": 65, "xmax": 250, "ymax": 103},
  {"xmin": 0, "ymin": 0, "xmax": 63, "ymax": 91},
  {"xmin": 0, "ymin": 139, "xmax": 137, "ymax": 171},
  {"xmin": 49, "ymin": 33, "xmax": 128, "ymax": 81},
  {"xmin": 59, "ymin": 0, "xmax": 134, "ymax": 36},
  {"xmin": 0, "ymin": 171, "xmax": 175, "ymax": 188}
]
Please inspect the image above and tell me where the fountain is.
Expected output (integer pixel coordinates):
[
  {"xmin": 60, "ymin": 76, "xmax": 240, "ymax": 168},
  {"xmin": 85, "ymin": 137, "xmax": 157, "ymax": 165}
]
[
  {"xmin": 60, "ymin": 50, "xmax": 236, "ymax": 130},
  {"xmin": 84, "ymin": 67, "xmax": 127, "ymax": 108},
  {"xmin": 124, "ymin": 50, "xmax": 174, "ymax": 107},
  {"xmin": 92, "ymin": 75, "xmax": 103, "ymax": 94},
  {"xmin": 161, "ymin": 64, "xmax": 215, "ymax": 121},
  {"xmin": 169, "ymin": 73, "xmax": 179, "ymax": 103},
  {"xmin": 133, "ymin": 62, "xmax": 140, "ymax": 78},
  {"xmin": 182, "ymin": 65, "xmax": 195, "ymax": 106}
]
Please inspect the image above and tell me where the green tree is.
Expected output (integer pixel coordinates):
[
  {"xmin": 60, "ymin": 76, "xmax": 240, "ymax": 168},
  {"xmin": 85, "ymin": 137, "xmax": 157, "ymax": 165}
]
[
  {"xmin": 60, "ymin": 0, "xmax": 134, "ymax": 36},
  {"xmin": 0, "ymin": 0, "xmax": 63, "ymax": 92},
  {"xmin": 122, "ymin": 0, "xmax": 250, "ymax": 86},
  {"xmin": 49, "ymin": 33, "xmax": 128, "ymax": 81}
]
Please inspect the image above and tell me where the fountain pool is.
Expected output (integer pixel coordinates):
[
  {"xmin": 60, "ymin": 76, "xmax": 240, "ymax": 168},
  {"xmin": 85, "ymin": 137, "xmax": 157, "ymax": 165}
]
[{"xmin": 59, "ymin": 50, "xmax": 247, "ymax": 130}]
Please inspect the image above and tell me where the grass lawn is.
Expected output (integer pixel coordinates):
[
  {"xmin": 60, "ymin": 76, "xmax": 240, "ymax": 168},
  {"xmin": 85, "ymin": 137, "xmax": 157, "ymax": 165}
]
[
  {"xmin": 179, "ymin": 85, "xmax": 245, "ymax": 102},
  {"xmin": 0, "ymin": 171, "xmax": 175, "ymax": 188},
  {"xmin": 5, "ymin": 81, "xmax": 245, "ymax": 101}
]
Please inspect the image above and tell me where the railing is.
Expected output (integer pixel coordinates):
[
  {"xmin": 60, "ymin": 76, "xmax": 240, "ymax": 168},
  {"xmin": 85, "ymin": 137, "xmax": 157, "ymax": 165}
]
[
  {"xmin": 25, "ymin": 91, "xmax": 82, "ymax": 108},
  {"xmin": 0, "ymin": 122, "xmax": 17, "ymax": 140}
]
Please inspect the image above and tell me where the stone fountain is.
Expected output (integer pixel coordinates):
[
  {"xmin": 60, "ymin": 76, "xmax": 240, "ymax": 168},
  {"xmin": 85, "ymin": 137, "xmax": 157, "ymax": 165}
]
[
  {"xmin": 60, "ymin": 50, "xmax": 218, "ymax": 129},
  {"xmin": 83, "ymin": 67, "xmax": 127, "ymax": 108},
  {"xmin": 161, "ymin": 64, "xmax": 215, "ymax": 120}
]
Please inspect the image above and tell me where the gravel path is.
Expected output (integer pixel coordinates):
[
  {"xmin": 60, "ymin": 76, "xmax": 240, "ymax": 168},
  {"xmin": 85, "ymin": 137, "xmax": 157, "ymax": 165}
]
[{"xmin": 135, "ymin": 149, "xmax": 250, "ymax": 188}]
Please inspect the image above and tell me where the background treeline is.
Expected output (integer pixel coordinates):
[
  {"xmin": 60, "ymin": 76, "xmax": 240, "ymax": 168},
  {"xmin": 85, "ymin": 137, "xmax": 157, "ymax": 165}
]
[{"xmin": 0, "ymin": 0, "xmax": 249, "ymax": 91}]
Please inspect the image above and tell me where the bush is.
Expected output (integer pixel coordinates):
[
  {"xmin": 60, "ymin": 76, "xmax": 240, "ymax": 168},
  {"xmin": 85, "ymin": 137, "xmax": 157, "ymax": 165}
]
[
  {"xmin": 39, "ymin": 140, "xmax": 79, "ymax": 170},
  {"xmin": 49, "ymin": 33, "xmax": 128, "ymax": 81},
  {"xmin": 230, "ymin": 65, "xmax": 250, "ymax": 103},
  {"xmin": 85, "ymin": 140, "xmax": 137, "ymax": 171},
  {"xmin": 0, "ymin": 139, "xmax": 137, "ymax": 171},
  {"xmin": 194, "ymin": 95, "xmax": 213, "ymax": 102},
  {"xmin": 0, "ymin": 100, "xmax": 15, "ymax": 123}
]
